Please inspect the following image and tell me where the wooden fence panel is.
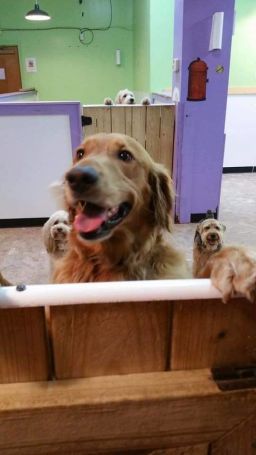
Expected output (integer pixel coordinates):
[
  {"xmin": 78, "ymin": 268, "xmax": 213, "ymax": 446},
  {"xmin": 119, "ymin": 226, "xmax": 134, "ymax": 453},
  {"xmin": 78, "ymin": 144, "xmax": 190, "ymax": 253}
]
[
  {"xmin": 0, "ymin": 370, "xmax": 255, "ymax": 454},
  {"xmin": 50, "ymin": 301, "xmax": 170, "ymax": 379},
  {"xmin": 82, "ymin": 105, "xmax": 175, "ymax": 173},
  {"xmin": 145, "ymin": 106, "xmax": 161, "ymax": 163},
  {"xmin": 211, "ymin": 413, "xmax": 256, "ymax": 455},
  {"xmin": 83, "ymin": 106, "xmax": 111, "ymax": 136},
  {"xmin": 131, "ymin": 106, "xmax": 147, "ymax": 147},
  {"xmin": 160, "ymin": 105, "xmax": 175, "ymax": 173},
  {"xmin": 170, "ymin": 298, "xmax": 256, "ymax": 370},
  {"xmin": 111, "ymin": 106, "xmax": 126, "ymax": 134},
  {"xmin": 0, "ymin": 308, "xmax": 50, "ymax": 383}
]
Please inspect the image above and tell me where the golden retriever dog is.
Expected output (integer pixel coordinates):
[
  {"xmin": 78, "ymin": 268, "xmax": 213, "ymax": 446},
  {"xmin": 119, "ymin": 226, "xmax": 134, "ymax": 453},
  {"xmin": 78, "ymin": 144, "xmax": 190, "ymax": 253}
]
[
  {"xmin": 42, "ymin": 210, "xmax": 71, "ymax": 269},
  {"xmin": 53, "ymin": 133, "xmax": 256, "ymax": 303},
  {"xmin": 53, "ymin": 133, "xmax": 188, "ymax": 283},
  {"xmin": 193, "ymin": 218, "xmax": 226, "ymax": 277},
  {"xmin": 104, "ymin": 89, "xmax": 151, "ymax": 106}
]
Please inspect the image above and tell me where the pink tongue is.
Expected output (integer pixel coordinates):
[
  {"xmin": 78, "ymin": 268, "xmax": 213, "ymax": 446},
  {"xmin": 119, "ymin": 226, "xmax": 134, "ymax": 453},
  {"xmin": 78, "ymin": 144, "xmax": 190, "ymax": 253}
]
[{"xmin": 74, "ymin": 211, "xmax": 107, "ymax": 233}]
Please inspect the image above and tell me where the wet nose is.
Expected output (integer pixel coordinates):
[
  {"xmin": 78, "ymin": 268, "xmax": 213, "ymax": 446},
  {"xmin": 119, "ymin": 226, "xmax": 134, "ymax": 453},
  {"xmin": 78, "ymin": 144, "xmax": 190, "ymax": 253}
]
[
  {"xmin": 130, "ymin": 98, "xmax": 135, "ymax": 104},
  {"xmin": 66, "ymin": 166, "xmax": 99, "ymax": 192},
  {"xmin": 57, "ymin": 227, "xmax": 63, "ymax": 233}
]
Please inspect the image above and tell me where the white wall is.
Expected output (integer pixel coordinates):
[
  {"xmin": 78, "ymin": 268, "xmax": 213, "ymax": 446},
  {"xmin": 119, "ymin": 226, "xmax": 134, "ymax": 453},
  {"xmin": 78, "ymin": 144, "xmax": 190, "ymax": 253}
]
[{"xmin": 224, "ymin": 94, "xmax": 256, "ymax": 167}]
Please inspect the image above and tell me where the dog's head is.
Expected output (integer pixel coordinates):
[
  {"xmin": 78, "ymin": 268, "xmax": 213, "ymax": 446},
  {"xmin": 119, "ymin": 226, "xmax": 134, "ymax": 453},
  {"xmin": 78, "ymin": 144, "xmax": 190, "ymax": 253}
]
[
  {"xmin": 64, "ymin": 133, "xmax": 174, "ymax": 245},
  {"xmin": 194, "ymin": 218, "xmax": 226, "ymax": 252},
  {"xmin": 115, "ymin": 89, "xmax": 135, "ymax": 105},
  {"xmin": 42, "ymin": 210, "xmax": 71, "ymax": 254}
]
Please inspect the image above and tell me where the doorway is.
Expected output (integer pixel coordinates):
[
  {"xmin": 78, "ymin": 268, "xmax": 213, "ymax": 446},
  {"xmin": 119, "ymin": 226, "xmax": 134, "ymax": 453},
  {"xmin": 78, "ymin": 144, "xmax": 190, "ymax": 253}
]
[{"xmin": 0, "ymin": 46, "xmax": 22, "ymax": 94}]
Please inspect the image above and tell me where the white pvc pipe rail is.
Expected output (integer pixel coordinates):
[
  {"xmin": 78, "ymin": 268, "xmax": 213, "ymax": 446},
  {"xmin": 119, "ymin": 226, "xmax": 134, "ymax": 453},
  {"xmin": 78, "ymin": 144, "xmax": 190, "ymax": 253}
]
[{"xmin": 0, "ymin": 279, "xmax": 222, "ymax": 308}]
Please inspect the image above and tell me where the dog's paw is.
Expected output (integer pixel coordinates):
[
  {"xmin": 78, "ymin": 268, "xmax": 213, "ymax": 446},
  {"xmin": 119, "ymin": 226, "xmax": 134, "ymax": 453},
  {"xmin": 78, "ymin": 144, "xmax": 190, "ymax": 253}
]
[
  {"xmin": 141, "ymin": 97, "xmax": 151, "ymax": 106},
  {"xmin": 104, "ymin": 97, "xmax": 114, "ymax": 106},
  {"xmin": 209, "ymin": 247, "xmax": 256, "ymax": 303}
]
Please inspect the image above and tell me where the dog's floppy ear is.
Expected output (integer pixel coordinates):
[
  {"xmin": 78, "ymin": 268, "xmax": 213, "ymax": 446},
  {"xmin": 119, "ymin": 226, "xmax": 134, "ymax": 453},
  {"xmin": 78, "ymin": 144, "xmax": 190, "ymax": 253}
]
[
  {"xmin": 194, "ymin": 226, "xmax": 203, "ymax": 248},
  {"xmin": 42, "ymin": 218, "xmax": 56, "ymax": 254},
  {"xmin": 220, "ymin": 223, "xmax": 226, "ymax": 232},
  {"xmin": 148, "ymin": 164, "xmax": 174, "ymax": 231},
  {"xmin": 115, "ymin": 90, "xmax": 123, "ymax": 104}
]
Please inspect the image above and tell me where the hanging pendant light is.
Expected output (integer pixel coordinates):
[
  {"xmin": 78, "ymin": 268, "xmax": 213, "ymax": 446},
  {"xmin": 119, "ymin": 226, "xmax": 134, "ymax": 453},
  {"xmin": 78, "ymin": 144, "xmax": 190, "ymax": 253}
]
[{"xmin": 25, "ymin": 1, "xmax": 51, "ymax": 21}]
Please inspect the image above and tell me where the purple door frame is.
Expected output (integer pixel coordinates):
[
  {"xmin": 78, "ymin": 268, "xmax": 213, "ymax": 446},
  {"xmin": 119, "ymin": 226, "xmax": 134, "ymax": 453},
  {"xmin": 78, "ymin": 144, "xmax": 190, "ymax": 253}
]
[{"xmin": 172, "ymin": 0, "xmax": 235, "ymax": 223}]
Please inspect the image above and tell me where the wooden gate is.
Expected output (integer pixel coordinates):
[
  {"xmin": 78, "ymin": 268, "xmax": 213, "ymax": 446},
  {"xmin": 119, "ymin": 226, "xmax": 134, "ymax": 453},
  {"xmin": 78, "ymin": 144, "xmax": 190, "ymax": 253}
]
[
  {"xmin": 83, "ymin": 104, "xmax": 175, "ymax": 174},
  {"xmin": 0, "ymin": 281, "xmax": 256, "ymax": 454}
]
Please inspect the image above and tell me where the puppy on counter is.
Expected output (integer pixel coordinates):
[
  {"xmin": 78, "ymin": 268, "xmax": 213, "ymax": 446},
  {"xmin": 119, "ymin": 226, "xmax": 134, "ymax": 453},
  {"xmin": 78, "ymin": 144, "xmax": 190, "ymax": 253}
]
[
  {"xmin": 42, "ymin": 210, "xmax": 71, "ymax": 269},
  {"xmin": 104, "ymin": 89, "xmax": 151, "ymax": 106},
  {"xmin": 193, "ymin": 218, "xmax": 226, "ymax": 278}
]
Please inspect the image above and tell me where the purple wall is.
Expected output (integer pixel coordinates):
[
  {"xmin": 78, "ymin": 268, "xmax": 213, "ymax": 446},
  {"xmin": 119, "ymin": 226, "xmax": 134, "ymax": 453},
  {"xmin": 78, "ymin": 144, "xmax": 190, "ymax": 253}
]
[{"xmin": 173, "ymin": 0, "xmax": 235, "ymax": 223}]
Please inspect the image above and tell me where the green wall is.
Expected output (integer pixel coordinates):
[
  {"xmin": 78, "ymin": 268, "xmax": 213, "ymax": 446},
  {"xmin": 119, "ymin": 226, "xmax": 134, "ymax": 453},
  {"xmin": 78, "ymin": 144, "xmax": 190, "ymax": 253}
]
[
  {"xmin": 149, "ymin": 0, "xmax": 174, "ymax": 92},
  {"xmin": 133, "ymin": 0, "xmax": 174, "ymax": 94},
  {"xmin": 0, "ymin": 0, "xmax": 254, "ymax": 104},
  {"xmin": 229, "ymin": 0, "xmax": 256, "ymax": 87},
  {"xmin": 133, "ymin": 0, "xmax": 150, "ymax": 93},
  {"xmin": 0, "ymin": 0, "xmax": 133, "ymax": 103}
]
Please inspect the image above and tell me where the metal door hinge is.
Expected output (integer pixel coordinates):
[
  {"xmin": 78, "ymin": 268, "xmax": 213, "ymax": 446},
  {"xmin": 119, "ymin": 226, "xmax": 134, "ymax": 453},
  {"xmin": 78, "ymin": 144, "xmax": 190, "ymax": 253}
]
[
  {"xmin": 81, "ymin": 115, "xmax": 92, "ymax": 127},
  {"xmin": 212, "ymin": 366, "xmax": 256, "ymax": 391}
]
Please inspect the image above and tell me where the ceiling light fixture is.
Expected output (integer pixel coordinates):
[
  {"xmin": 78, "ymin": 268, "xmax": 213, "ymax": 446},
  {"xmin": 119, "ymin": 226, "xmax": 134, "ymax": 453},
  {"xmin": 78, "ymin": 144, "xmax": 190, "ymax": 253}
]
[{"xmin": 25, "ymin": 1, "xmax": 51, "ymax": 21}]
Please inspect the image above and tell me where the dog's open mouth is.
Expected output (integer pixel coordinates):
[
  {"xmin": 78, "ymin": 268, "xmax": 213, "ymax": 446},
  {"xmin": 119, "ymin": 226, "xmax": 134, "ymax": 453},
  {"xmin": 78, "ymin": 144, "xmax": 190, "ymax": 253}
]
[{"xmin": 74, "ymin": 201, "xmax": 132, "ymax": 240}]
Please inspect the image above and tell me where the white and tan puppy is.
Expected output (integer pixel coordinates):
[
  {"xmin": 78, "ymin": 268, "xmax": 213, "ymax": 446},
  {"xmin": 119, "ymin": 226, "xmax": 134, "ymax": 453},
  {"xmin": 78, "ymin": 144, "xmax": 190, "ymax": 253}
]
[
  {"xmin": 42, "ymin": 210, "xmax": 71, "ymax": 268},
  {"xmin": 104, "ymin": 89, "xmax": 151, "ymax": 106},
  {"xmin": 193, "ymin": 218, "xmax": 226, "ymax": 277}
]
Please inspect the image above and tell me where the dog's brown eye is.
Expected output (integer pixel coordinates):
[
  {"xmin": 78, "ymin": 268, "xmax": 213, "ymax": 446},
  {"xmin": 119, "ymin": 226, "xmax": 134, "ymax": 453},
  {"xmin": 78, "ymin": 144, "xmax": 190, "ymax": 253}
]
[
  {"xmin": 76, "ymin": 148, "xmax": 85, "ymax": 160},
  {"xmin": 118, "ymin": 150, "xmax": 134, "ymax": 162},
  {"xmin": 53, "ymin": 220, "xmax": 59, "ymax": 225}
]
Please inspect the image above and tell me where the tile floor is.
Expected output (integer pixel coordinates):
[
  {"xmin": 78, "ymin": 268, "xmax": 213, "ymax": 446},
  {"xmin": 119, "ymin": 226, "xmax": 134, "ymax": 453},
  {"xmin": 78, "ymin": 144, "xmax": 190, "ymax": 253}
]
[{"xmin": 0, "ymin": 173, "xmax": 255, "ymax": 285}]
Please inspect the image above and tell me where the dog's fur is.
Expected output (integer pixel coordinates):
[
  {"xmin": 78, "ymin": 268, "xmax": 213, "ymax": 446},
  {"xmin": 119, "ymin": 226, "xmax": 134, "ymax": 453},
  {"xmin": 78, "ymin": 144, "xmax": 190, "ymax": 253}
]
[
  {"xmin": 104, "ymin": 89, "xmax": 151, "ymax": 106},
  {"xmin": 193, "ymin": 218, "xmax": 226, "ymax": 277},
  {"xmin": 0, "ymin": 272, "xmax": 11, "ymax": 286},
  {"xmin": 53, "ymin": 133, "xmax": 256, "ymax": 303},
  {"xmin": 42, "ymin": 210, "xmax": 71, "ymax": 267},
  {"xmin": 196, "ymin": 246, "xmax": 256, "ymax": 303}
]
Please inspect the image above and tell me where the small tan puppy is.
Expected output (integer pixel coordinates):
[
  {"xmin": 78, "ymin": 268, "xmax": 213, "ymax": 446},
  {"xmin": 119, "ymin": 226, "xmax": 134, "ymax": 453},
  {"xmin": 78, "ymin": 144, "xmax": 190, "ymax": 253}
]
[
  {"xmin": 104, "ymin": 89, "xmax": 151, "ymax": 106},
  {"xmin": 193, "ymin": 218, "xmax": 226, "ymax": 277}
]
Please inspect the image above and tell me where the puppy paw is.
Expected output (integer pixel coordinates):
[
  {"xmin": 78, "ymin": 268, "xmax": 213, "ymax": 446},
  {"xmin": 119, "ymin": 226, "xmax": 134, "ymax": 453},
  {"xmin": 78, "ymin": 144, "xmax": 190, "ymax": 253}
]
[
  {"xmin": 209, "ymin": 247, "xmax": 256, "ymax": 303},
  {"xmin": 141, "ymin": 97, "xmax": 151, "ymax": 106},
  {"xmin": 104, "ymin": 97, "xmax": 114, "ymax": 106}
]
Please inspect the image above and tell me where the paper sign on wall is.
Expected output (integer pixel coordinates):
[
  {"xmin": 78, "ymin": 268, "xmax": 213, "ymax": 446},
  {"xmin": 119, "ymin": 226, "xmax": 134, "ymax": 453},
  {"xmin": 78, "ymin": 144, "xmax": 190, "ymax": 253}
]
[
  {"xmin": 0, "ymin": 68, "xmax": 6, "ymax": 80},
  {"xmin": 25, "ymin": 57, "xmax": 37, "ymax": 72}
]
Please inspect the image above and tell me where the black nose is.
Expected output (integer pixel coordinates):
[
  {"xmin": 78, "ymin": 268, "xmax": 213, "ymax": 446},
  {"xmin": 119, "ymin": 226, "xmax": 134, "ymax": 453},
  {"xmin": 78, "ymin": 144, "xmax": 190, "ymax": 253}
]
[
  {"xmin": 66, "ymin": 166, "xmax": 99, "ymax": 192},
  {"xmin": 57, "ymin": 227, "xmax": 63, "ymax": 233},
  {"xmin": 208, "ymin": 233, "xmax": 218, "ymax": 240},
  {"xmin": 130, "ymin": 98, "xmax": 135, "ymax": 104}
]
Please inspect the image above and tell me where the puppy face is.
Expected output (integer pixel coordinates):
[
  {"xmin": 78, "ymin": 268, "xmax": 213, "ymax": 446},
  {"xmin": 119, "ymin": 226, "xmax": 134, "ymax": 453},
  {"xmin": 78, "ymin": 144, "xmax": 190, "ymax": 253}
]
[
  {"xmin": 65, "ymin": 133, "xmax": 174, "ymax": 245},
  {"xmin": 194, "ymin": 218, "xmax": 226, "ymax": 252},
  {"xmin": 43, "ymin": 210, "xmax": 71, "ymax": 254},
  {"xmin": 115, "ymin": 89, "xmax": 135, "ymax": 105}
]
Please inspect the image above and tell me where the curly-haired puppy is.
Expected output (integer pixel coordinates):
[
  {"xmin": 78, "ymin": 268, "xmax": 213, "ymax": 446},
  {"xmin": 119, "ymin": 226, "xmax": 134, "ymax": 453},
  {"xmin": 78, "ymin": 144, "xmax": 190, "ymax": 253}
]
[
  {"xmin": 53, "ymin": 133, "xmax": 256, "ymax": 303},
  {"xmin": 104, "ymin": 89, "xmax": 151, "ymax": 106},
  {"xmin": 193, "ymin": 218, "xmax": 226, "ymax": 277},
  {"xmin": 42, "ymin": 210, "xmax": 71, "ymax": 267}
]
